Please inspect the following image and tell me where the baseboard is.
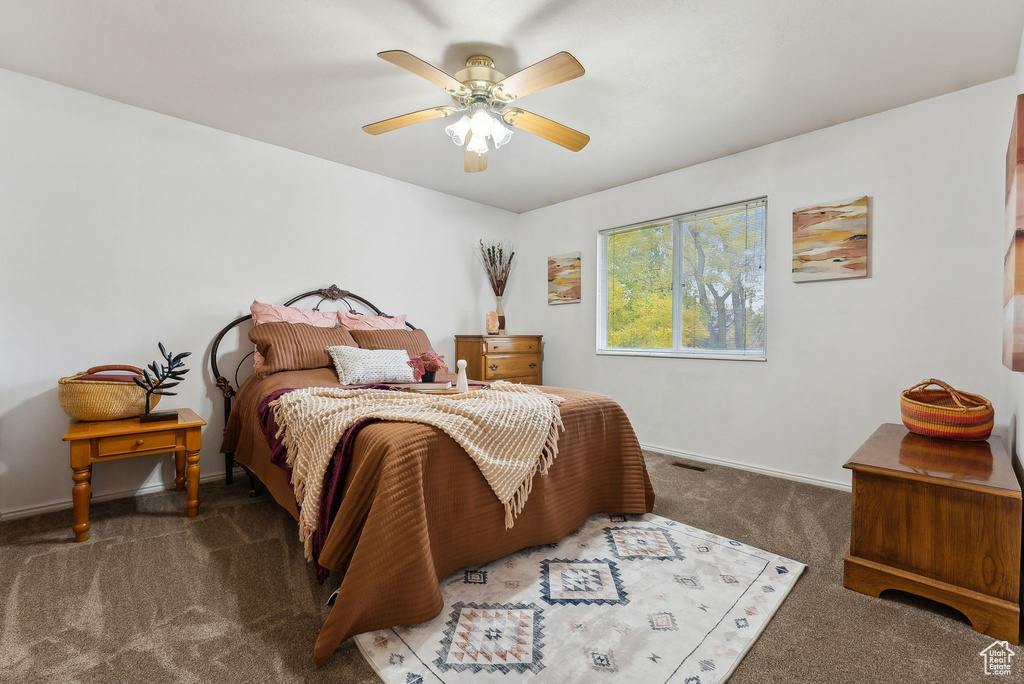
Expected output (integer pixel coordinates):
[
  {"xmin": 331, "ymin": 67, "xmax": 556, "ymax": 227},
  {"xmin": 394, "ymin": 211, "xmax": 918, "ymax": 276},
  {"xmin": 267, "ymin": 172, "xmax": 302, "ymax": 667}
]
[
  {"xmin": 0, "ymin": 466, "xmax": 246, "ymax": 523},
  {"xmin": 4, "ymin": 449, "xmax": 846, "ymax": 522},
  {"xmin": 641, "ymin": 442, "xmax": 852, "ymax": 492}
]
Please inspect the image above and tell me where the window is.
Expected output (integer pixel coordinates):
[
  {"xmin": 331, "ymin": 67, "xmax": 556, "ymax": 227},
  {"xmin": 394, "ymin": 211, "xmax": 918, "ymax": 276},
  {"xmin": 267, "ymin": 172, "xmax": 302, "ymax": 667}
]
[{"xmin": 598, "ymin": 198, "xmax": 767, "ymax": 360}]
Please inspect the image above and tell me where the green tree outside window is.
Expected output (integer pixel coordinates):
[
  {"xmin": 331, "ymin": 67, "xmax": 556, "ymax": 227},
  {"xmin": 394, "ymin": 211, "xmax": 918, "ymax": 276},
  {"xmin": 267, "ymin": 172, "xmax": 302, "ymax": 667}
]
[{"xmin": 604, "ymin": 200, "xmax": 766, "ymax": 357}]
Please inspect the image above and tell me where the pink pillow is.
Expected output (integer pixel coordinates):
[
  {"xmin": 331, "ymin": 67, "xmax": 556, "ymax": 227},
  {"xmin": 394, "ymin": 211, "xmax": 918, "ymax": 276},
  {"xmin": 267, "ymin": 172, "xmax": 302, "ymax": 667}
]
[
  {"xmin": 337, "ymin": 310, "xmax": 407, "ymax": 330},
  {"xmin": 250, "ymin": 300, "xmax": 337, "ymax": 371}
]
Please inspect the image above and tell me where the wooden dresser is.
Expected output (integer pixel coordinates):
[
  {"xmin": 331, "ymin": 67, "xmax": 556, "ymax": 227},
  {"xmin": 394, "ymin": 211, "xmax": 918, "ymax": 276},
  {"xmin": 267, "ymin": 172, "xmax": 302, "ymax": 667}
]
[
  {"xmin": 455, "ymin": 335, "xmax": 542, "ymax": 385},
  {"xmin": 843, "ymin": 424, "xmax": 1021, "ymax": 642}
]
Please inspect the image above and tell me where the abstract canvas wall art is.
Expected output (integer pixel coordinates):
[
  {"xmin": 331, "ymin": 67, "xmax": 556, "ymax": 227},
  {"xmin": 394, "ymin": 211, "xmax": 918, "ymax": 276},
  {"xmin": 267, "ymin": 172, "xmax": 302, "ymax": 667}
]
[
  {"xmin": 1003, "ymin": 94, "xmax": 1024, "ymax": 371},
  {"xmin": 547, "ymin": 252, "xmax": 581, "ymax": 304},
  {"xmin": 792, "ymin": 196, "xmax": 869, "ymax": 282}
]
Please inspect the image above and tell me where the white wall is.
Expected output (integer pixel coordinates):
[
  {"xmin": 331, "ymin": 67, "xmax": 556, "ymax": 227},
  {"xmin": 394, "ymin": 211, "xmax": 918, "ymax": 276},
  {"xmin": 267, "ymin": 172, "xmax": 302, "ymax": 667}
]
[
  {"xmin": 508, "ymin": 77, "xmax": 1016, "ymax": 488},
  {"xmin": 0, "ymin": 69, "xmax": 516, "ymax": 518},
  {"xmin": 1018, "ymin": 26, "xmax": 1024, "ymax": 94}
]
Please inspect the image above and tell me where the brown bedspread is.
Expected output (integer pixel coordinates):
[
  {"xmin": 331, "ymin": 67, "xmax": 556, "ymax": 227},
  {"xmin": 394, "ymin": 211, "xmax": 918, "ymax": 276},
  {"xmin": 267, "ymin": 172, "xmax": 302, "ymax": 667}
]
[{"xmin": 221, "ymin": 367, "xmax": 654, "ymax": 666}]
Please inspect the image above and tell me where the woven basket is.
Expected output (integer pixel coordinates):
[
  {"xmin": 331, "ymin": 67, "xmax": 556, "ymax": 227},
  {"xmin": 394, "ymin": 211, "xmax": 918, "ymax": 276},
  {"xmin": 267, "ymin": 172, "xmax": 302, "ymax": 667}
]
[
  {"xmin": 900, "ymin": 379, "xmax": 993, "ymax": 441},
  {"xmin": 58, "ymin": 365, "xmax": 160, "ymax": 421}
]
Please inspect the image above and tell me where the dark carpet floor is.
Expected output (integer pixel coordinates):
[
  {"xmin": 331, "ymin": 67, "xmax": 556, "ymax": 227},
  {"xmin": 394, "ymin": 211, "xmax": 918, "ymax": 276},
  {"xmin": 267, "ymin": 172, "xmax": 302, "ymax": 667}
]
[{"xmin": 0, "ymin": 451, "xmax": 1012, "ymax": 682}]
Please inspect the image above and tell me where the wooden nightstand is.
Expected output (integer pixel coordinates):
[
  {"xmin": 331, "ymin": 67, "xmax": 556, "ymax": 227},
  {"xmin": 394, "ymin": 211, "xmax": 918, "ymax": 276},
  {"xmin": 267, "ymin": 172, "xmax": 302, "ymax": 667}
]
[
  {"xmin": 62, "ymin": 408, "xmax": 206, "ymax": 542},
  {"xmin": 843, "ymin": 424, "xmax": 1021, "ymax": 642},
  {"xmin": 455, "ymin": 335, "xmax": 542, "ymax": 385}
]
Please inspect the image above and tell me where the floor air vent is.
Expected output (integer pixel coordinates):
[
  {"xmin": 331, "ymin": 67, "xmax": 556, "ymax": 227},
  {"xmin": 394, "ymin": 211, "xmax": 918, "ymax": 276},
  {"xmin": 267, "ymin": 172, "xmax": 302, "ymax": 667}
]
[{"xmin": 671, "ymin": 462, "xmax": 706, "ymax": 472}]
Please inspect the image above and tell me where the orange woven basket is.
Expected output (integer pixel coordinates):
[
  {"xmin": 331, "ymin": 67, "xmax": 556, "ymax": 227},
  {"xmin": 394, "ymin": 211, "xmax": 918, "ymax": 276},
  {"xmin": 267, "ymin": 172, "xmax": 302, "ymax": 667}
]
[{"xmin": 899, "ymin": 379, "xmax": 993, "ymax": 441}]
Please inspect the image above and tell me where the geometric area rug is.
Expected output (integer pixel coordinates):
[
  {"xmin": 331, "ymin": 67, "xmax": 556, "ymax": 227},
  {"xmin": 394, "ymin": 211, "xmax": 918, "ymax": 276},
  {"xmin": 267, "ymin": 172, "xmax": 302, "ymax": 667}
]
[{"xmin": 355, "ymin": 512, "xmax": 805, "ymax": 683}]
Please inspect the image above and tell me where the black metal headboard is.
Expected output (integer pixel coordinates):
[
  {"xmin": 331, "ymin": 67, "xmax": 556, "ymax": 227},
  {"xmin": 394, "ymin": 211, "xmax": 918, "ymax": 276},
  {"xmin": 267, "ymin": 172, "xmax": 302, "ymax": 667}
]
[{"xmin": 211, "ymin": 284, "xmax": 415, "ymax": 488}]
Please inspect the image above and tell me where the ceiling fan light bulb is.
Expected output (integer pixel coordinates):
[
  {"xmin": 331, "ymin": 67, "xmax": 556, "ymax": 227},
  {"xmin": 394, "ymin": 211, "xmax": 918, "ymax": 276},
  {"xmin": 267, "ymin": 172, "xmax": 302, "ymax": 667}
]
[
  {"xmin": 445, "ymin": 115, "xmax": 470, "ymax": 146},
  {"xmin": 492, "ymin": 122, "xmax": 513, "ymax": 149},
  {"xmin": 467, "ymin": 134, "xmax": 489, "ymax": 156},
  {"xmin": 469, "ymin": 111, "xmax": 494, "ymax": 139}
]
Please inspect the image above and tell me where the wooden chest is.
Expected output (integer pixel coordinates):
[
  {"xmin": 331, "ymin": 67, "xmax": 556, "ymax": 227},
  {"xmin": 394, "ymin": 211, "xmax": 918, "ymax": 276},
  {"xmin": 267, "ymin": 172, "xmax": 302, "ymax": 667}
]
[
  {"xmin": 842, "ymin": 423, "xmax": 1021, "ymax": 642},
  {"xmin": 455, "ymin": 335, "xmax": 542, "ymax": 385}
]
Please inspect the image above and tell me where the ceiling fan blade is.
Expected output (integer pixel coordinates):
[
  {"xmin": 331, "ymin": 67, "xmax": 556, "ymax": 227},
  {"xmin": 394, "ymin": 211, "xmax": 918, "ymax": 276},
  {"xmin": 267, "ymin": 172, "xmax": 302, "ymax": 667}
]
[
  {"xmin": 493, "ymin": 52, "xmax": 584, "ymax": 101},
  {"xmin": 502, "ymin": 109, "xmax": 590, "ymax": 152},
  {"xmin": 465, "ymin": 132, "xmax": 487, "ymax": 173},
  {"xmin": 377, "ymin": 50, "xmax": 468, "ymax": 95},
  {"xmin": 362, "ymin": 106, "xmax": 457, "ymax": 135}
]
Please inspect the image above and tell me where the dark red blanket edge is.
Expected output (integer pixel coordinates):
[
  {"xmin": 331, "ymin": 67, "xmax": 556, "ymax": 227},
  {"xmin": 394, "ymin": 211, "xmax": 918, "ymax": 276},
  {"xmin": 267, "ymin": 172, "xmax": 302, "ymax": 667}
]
[{"xmin": 257, "ymin": 388, "xmax": 377, "ymax": 583}]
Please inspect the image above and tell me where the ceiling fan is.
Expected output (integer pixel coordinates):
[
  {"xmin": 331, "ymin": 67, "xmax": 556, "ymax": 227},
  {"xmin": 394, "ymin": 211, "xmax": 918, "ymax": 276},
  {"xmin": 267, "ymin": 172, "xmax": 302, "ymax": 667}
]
[{"xmin": 362, "ymin": 50, "xmax": 590, "ymax": 173}]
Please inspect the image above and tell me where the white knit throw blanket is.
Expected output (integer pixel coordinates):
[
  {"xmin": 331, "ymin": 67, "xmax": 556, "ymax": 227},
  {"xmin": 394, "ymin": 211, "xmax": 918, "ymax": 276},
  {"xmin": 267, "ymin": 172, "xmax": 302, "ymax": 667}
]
[{"xmin": 269, "ymin": 381, "xmax": 565, "ymax": 559}]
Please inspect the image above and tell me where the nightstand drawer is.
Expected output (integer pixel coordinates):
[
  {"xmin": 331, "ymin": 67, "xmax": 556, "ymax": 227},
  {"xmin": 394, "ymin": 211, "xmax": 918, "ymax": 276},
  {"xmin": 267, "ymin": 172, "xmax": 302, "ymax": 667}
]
[
  {"xmin": 486, "ymin": 337, "xmax": 540, "ymax": 354},
  {"xmin": 484, "ymin": 354, "xmax": 541, "ymax": 379},
  {"xmin": 97, "ymin": 430, "xmax": 178, "ymax": 457}
]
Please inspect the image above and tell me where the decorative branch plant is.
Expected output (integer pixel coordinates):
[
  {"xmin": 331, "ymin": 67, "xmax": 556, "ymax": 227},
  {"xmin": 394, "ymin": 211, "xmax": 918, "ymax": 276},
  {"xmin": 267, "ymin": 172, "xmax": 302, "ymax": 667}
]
[
  {"xmin": 133, "ymin": 343, "xmax": 191, "ymax": 418},
  {"xmin": 479, "ymin": 239, "xmax": 515, "ymax": 297},
  {"xmin": 479, "ymin": 239, "xmax": 515, "ymax": 334}
]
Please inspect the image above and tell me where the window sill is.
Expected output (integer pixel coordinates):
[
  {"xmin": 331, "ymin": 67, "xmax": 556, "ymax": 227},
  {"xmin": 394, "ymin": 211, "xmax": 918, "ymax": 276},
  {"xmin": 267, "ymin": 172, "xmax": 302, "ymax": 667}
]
[{"xmin": 596, "ymin": 348, "xmax": 766, "ymax": 362}]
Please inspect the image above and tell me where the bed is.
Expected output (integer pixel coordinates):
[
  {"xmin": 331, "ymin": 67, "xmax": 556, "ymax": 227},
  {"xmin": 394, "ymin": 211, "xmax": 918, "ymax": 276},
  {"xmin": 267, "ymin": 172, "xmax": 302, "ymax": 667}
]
[{"xmin": 212, "ymin": 285, "xmax": 655, "ymax": 666}]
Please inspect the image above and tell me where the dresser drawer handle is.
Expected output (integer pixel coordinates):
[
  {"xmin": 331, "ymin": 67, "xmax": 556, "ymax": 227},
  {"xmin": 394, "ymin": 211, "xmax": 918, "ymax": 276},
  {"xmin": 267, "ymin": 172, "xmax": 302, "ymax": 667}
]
[
  {"xmin": 135, "ymin": 439, "xmax": 144, "ymax": 446},
  {"xmin": 489, "ymin": 364, "xmax": 499, "ymax": 371},
  {"xmin": 528, "ymin": 363, "xmax": 537, "ymax": 369}
]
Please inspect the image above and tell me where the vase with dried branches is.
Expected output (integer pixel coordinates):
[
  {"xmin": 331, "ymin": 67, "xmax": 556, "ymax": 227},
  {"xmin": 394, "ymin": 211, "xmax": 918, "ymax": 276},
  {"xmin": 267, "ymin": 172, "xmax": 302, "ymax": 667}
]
[{"xmin": 479, "ymin": 239, "xmax": 515, "ymax": 335}]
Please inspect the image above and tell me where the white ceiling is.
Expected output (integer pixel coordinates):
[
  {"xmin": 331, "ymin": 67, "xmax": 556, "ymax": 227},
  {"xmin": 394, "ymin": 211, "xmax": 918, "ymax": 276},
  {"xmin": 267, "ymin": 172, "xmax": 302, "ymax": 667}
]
[{"xmin": 1, "ymin": 1, "xmax": 1022, "ymax": 213}]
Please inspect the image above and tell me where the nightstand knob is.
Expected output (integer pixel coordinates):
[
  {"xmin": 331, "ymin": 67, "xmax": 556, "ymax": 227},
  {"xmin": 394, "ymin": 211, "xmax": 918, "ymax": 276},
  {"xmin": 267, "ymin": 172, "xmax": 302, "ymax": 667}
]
[
  {"xmin": 135, "ymin": 439, "xmax": 144, "ymax": 446},
  {"xmin": 489, "ymin": 364, "xmax": 499, "ymax": 371},
  {"xmin": 528, "ymin": 363, "xmax": 537, "ymax": 369}
]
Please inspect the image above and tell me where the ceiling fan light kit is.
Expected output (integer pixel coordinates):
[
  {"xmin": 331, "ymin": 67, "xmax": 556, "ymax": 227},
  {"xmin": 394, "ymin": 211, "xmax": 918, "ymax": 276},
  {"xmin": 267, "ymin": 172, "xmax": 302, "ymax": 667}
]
[
  {"xmin": 363, "ymin": 51, "xmax": 590, "ymax": 173},
  {"xmin": 444, "ymin": 115, "xmax": 470, "ymax": 146},
  {"xmin": 466, "ymin": 131, "xmax": 489, "ymax": 156}
]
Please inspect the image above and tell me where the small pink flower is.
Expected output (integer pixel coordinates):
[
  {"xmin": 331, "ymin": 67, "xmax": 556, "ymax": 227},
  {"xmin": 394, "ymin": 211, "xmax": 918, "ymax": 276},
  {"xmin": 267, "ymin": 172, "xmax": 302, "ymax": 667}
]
[{"xmin": 407, "ymin": 356, "xmax": 426, "ymax": 380}]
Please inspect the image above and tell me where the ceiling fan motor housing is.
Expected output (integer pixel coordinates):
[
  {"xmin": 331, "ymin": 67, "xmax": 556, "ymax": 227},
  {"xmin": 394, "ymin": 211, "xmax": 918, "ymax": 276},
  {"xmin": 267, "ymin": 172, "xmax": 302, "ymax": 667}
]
[
  {"xmin": 454, "ymin": 55, "xmax": 505, "ymax": 86},
  {"xmin": 452, "ymin": 55, "xmax": 511, "ymax": 110}
]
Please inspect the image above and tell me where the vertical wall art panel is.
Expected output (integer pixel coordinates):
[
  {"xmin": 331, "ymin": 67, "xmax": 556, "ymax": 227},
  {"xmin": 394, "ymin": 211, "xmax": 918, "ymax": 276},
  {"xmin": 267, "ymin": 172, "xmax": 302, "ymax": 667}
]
[
  {"xmin": 548, "ymin": 252, "xmax": 581, "ymax": 304},
  {"xmin": 792, "ymin": 196, "xmax": 869, "ymax": 282},
  {"xmin": 1003, "ymin": 94, "xmax": 1024, "ymax": 371}
]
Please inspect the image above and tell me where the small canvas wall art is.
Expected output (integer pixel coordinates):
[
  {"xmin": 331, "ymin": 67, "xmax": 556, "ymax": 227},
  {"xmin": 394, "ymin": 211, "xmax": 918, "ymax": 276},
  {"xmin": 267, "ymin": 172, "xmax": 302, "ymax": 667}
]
[
  {"xmin": 792, "ymin": 196, "xmax": 869, "ymax": 282},
  {"xmin": 547, "ymin": 252, "xmax": 581, "ymax": 304},
  {"xmin": 1003, "ymin": 94, "xmax": 1024, "ymax": 371}
]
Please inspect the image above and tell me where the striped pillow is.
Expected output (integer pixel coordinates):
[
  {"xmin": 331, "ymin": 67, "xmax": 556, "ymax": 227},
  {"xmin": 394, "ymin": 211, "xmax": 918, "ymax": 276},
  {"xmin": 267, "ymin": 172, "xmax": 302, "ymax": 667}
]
[
  {"xmin": 249, "ymin": 322, "xmax": 357, "ymax": 377},
  {"xmin": 349, "ymin": 328, "xmax": 435, "ymax": 356},
  {"xmin": 250, "ymin": 300, "xmax": 338, "ymax": 371}
]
